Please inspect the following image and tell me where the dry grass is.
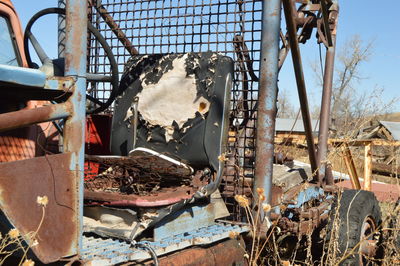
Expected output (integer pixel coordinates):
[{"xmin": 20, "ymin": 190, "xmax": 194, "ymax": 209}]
[
  {"xmin": 226, "ymin": 136, "xmax": 400, "ymax": 265},
  {"xmin": 0, "ymin": 195, "xmax": 48, "ymax": 266},
  {"xmin": 232, "ymin": 188, "xmax": 399, "ymax": 265}
]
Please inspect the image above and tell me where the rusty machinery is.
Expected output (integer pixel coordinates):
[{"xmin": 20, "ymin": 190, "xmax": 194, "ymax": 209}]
[{"xmin": 0, "ymin": 0, "xmax": 384, "ymax": 265}]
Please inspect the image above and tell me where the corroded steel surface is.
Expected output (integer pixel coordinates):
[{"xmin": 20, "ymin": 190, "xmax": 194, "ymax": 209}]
[
  {"xmin": 63, "ymin": 0, "xmax": 88, "ymax": 258},
  {"xmin": 0, "ymin": 153, "xmax": 78, "ymax": 263},
  {"xmin": 84, "ymin": 166, "xmax": 206, "ymax": 207},
  {"xmin": 154, "ymin": 238, "xmax": 247, "ymax": 266},
  {"xmin": 253, "ymin": 0, "xmax": 281, "ymax": 211},
  {"xmin": 86, "ymin": 155, "xmax": 193, "ymax": 178},
  {"xmin": 85, "ymin": 188, "xmax": 193, "ymax": 207},
  {"xmin": 0, "ymin": 102, "xmax": 70, "ymax": 132}
]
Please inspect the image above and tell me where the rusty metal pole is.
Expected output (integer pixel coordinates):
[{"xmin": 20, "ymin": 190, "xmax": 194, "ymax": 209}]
[
  {"xmin": 282, "ymin": 0, "xmax": 319, "ymax": 180},
  {"xmin": 317, "ymin": 1, "xmax": 338, "ymax": 185},
  {"xmin": 317, "ymin": 38, "xmax": 336, "ymax": 184},
  {"xmin": 63, "ymin": 0, "xmax": 88, "ymax": 254},
  {"xmin": 254, "ymin": 0, "xmax": 282, "ymax": 212},
  {"xmin": 0, "ymin": 103, "xmax": 70, "ymax": 132}
]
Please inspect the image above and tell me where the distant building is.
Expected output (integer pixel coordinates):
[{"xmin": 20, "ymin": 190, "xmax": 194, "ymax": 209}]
[
  {"xmin": 355, "ymin": 120, "xmax": 400, "ymax": 141},
  {"xmin": 275, "ymin": 118, "xmax": 319, "ymax": 143}
]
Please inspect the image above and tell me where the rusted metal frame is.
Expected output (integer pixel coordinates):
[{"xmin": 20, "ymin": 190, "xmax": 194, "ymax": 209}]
[
  {"xmin": 278, "ymin": 209, "xmax": 330, "ymax": 235},
  {"xmin": 253, "ymin": 0, "xmax": 282, "ymax": 217},
  {"xmin": 317, "ymin": 38, "xmax": 336, "ymax": 184},
  {"xmin": 320, "ymin": 0, "xmax": 333, "ymax": 47},
  {"xmin": 94, "ymin": 3, "xmax": 138, "ymax": 56},
  {"xmin": 341, "ymin": 143, "xmax": 361, "ymax": 190},
  {"xmin": 84, "ymin": 189, "xmax": 194, "ymax": 207},
  {"xmin": 282, "ymin": 0, "xmax": 319, "ymax": 181},
  {"xmin": 149, "ymin": 239, "xmax": 247, "ymax": 265},
  {"xmin": 316, "ymin": 1, "xmax": 338, "ymax": 185},
  {"xmin": 0, "ymin": 102, "xmax": 70, "ymax": 132},
  {"xmin": 63, "ymin": 0, "xmax": 88, "ymax": 256}
]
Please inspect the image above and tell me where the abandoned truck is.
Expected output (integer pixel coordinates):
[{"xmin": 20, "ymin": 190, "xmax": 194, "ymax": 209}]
[{"xmin": 0, "ymin": 0, "xmax": 386, "ymax": 265}]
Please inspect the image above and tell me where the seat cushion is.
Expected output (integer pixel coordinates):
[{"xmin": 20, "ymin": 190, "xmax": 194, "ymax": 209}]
[{"xmin": 111, "ymin": 52, "xmax": 233, "ymax": 171}]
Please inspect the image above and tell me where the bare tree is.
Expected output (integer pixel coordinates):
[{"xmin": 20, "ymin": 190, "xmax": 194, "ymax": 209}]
[
  {"xmin": 277, "ymin": 88, "xmax": 296, "ymax": 118},
  {"xmin": 331, "ymin": 35, "xmax": 374, "ymax": 126},
  {"xmin": 310, "ymin": 35, "xmax": 385, "ymax": 136}
]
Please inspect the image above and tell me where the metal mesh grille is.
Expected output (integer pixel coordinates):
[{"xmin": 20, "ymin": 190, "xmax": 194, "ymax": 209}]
[{"xmin": 87, "ymin": 0, "xmax": 262, "ymax": 220}]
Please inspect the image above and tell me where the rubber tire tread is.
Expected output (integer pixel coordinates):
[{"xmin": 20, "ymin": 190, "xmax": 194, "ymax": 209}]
[{"xmin": 329, "ymin": 189, "xmax": 381, "ymax": 266}]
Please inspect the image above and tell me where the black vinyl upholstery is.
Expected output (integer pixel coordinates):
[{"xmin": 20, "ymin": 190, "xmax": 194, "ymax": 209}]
[{"xmin": 111, "ymin": 52, "xmax": 233, "ymax": 172}]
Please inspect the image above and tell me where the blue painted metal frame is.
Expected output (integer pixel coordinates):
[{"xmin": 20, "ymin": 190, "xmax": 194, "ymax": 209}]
[
  {"xmin": 81, "ymin": 223, "xmax": 249, "ymax": 265},
  {"xmin": 154, "ymin": 204, "xmax": 217, "ymax": 241},
  {"xmin": 0, "ymin": 64, "xmax": 46, "ymax": 87},
  {"xmin": 254, "ymin": 0, "xmax": 282, "ymax": 213},
  {"xmin": 63, "ymin": 0, "xmax": 88, "ymax": 255}
]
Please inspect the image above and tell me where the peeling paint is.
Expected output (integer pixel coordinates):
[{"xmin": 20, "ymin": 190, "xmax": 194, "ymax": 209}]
[{"xmin": 134, "ymin": 54, "xmax": 210, "ymax": 142}]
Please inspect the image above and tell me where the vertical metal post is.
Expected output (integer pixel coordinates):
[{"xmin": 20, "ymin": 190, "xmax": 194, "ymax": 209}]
[
  {"xmin": 317, "ymin": 1, "xmax": 338, "ymax": 185},
  {"xmin": 282, "ymin": 0, "xmax": 319, "ymax": 179},
  {"xmin": 317, "ymin": 38, "xmax": 336, "ymax": 184},
  {"xmin": 58, "ymin": 0, "xmax": 66, "ymax": 57},
  {"xmin": 254, "ymin": 0, "xmax": 281, "ymax": 211},
  {"xmin": 58, "ymin": 0, "xmax": 66, "ymax": 154},
  {"xmin": 63, "ymin": 0, "xmax": 87, "ymax": 254}
]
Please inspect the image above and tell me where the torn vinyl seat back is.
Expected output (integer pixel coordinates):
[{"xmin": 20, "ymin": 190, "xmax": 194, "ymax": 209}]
[{"xmin": 111, "ymin": 52, "xmax": 233, "ymax": 173}]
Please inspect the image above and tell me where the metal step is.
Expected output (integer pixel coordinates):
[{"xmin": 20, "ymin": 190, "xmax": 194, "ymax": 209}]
[{"xmin": 80, "ymin": 222, "xmax": 249, "ymax": 265}]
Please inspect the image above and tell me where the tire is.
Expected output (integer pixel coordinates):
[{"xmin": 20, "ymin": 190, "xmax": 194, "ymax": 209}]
[{"xmin": 327, "ymin": 189, "xmax": 381, "ymax": 266}]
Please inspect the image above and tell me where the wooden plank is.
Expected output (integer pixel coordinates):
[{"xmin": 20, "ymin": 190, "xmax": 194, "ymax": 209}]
[
  {"xmin": 329, "ymin": 138, "xmax": 400, "ymax": 147},
  {"xmin": 364, "ymin": 143, "xmax": 373, "ymax": 191},
  {"xmin": 341, "ymin": 143, "xmax": 361, "ymax": 190}
]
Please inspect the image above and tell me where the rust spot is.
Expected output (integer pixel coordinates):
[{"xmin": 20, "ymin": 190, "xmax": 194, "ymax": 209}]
[
  {"xmin": 65, "ymin": 4, "xmax": 86, "ymax": 72},
  {"xmin": 198, "ymin": 102, "xmax": 207, "ymax": 112}
]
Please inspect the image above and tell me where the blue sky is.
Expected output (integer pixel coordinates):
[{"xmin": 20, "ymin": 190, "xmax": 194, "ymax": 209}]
[{"xmin": 12, "ymin": 0, "xmax": 400, "ymax": 112}]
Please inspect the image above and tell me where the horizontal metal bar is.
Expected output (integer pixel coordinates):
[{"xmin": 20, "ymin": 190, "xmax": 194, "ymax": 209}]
[
  {"xmin": 0, "ymin": 64, "xmax": 46, "ymax": 88},
  {"xmin": 0, "ymin": 102, "xmax": 71, "ymax": 132},
  {"xmin": 86, "ymin": 73, "xmax": 113, "ymax": 82}
]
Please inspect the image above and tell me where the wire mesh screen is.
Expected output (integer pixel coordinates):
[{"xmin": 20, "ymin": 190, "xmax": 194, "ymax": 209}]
[{"xmin": 87, "ymin": 0, "xmax": 262, "ymax": 221}]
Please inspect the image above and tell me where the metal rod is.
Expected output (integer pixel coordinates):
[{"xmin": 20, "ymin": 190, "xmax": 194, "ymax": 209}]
[
  {"xmin": 58, "ymin": 0, "xmax": 66, "ymax": 57},
  {"xmin": 317, "ymin": 2, "xmax": 338, "ymax": 185},
  {"xmin": 86, "ymin": 73, "xmax": 113, "ymax": 82},
  {"xmin": 320, "ymin": 0, "xmax": 333, "ymax": 47},
  {"xmin": 95, "ymin": 4, "xmax": 138, "ymax": 56},
  {"xmin": 254, "ymin": 0, "xmax": 282, "ymax": 212},
  {"xmin": 0, "ymin": 103, "xmax": 70, "ymax": 132},
  {"xmin": 317, "ymin": 37, "xmax": 336, "ymax": 184},
  {"xmin": 63, "ymin": 0, "xmax": 88, "ymax": 255},
  {"xmin": 282, "ymin": 0, "xmax": 319, "ymax": 180}
]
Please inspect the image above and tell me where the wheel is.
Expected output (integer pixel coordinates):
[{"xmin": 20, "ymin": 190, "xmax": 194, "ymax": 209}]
[
  {"xmin": 23, "ymin": 8, "xmax": 119, "ymax": 114},
  {"xmin": 327, "ymin": 189, "xmax": 381, "ymax": 266}
]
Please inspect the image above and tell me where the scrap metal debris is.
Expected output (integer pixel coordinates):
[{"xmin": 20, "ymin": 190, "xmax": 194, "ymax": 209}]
[{"xmin": 85, "ymin": 162, "xmax": 192, "ymax": 196}]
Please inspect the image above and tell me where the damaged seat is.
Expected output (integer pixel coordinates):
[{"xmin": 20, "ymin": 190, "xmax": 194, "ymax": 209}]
[{"xmin": 86, "ymin": 52, "xmax": 233, "ymax": 203}]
